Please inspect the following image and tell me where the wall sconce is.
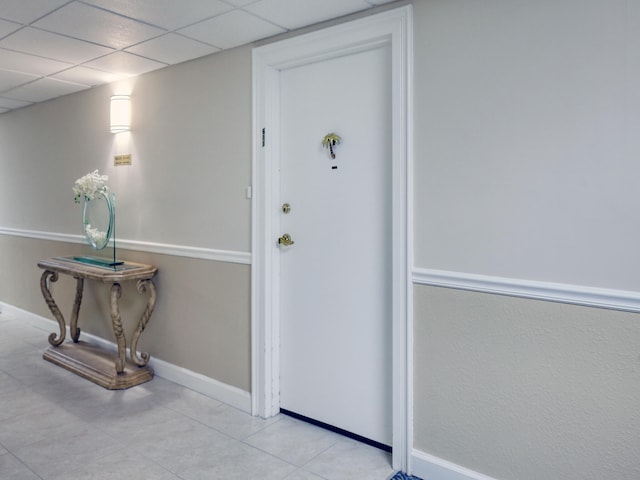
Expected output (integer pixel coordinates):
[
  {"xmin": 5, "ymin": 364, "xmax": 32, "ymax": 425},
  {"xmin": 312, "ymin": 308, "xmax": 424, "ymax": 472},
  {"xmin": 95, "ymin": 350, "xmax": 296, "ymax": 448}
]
[{"xmin": 110, "ymin": 95, "xmax": 131, "ymax": 133}]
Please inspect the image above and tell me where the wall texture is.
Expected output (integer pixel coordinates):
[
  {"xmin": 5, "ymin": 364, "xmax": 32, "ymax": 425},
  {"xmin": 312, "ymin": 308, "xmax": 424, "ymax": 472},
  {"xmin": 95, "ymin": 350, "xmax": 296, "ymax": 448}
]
[
  {"xmin": 413, "ymin": 0, "xmax": 640, "ymax": 291},
  {"xmin": 414, "ymin": 285, "xmax": 640, "ymax": 480},
  {"xmin": 0, "ymin": 45, "xmax": 253, "ymax": 391},
  {"xmin": 412, "ymin": 1, "xmax": 640, "ymax": 479},
  {"xmin": 0, "ymin": 235, "xmax": 251, "ymax": 390},
  {"xmin": 0, "ymin": 45, "xmax": 252, "ymax": 251}
]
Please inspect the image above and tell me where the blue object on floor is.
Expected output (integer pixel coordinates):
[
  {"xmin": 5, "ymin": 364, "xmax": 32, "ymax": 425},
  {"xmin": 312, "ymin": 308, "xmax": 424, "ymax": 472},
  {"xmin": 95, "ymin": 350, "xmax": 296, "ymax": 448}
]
[{"xmin": 388, "ymin": 472, "xmax": 423, "ymax": 480}]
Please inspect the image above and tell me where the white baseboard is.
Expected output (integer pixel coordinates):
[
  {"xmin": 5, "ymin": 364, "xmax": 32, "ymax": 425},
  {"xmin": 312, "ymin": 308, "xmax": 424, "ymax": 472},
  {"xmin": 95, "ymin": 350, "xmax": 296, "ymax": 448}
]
[
  {"xmin": 411, "ymin": 450, "xmax": 498, "ymax": 480},
  {"xmin": 150, "ymin": 357, "xmax": 251, "ymax": 413},
  {"xmin": 0, "ymin": 302, "xmax": 251, "ymax": 413}
]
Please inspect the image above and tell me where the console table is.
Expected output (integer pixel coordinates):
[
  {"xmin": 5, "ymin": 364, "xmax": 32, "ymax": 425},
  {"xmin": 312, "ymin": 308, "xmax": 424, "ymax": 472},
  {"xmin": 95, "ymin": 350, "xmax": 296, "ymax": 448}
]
[{"xmin": 38, "ymin": 257, "xmax": 158, "ymax": 389}]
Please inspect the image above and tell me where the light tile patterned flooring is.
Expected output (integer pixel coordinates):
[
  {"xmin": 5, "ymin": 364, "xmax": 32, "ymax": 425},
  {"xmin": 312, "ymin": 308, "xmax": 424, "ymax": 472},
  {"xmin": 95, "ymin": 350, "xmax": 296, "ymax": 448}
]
[{"xmin": 0, "ymin": 310, "xmax": 396, "ymax": 479}]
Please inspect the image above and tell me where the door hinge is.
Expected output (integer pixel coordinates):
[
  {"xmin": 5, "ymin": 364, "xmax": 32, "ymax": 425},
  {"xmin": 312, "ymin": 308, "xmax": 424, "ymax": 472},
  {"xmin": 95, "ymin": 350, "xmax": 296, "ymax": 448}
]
[{"xmin": 262, "ymin": 128, "xmax": 266, "ymax": 147}]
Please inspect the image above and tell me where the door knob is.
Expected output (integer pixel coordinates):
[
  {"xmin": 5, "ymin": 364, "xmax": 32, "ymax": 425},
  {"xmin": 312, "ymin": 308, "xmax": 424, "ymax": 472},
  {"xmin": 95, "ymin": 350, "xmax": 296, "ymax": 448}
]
[{"xmin": 278, "ymin": 234, "xmax": 295, "ymax": 246}]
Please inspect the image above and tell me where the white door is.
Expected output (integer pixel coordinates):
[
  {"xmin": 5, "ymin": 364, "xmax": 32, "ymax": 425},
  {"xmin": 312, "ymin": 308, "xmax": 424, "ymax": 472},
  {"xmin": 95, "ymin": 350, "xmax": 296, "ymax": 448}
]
[{"xmin": 278, "ymin": 44, "xmax": 392, "ymax": 446}]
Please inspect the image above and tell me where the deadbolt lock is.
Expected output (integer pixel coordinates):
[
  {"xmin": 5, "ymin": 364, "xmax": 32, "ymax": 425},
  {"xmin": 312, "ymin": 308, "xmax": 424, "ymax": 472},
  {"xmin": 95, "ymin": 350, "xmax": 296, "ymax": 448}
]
[
  {"xmin": 278, "ymin": 233, "xmax": 295, "ymax": 246},
  {"xmin": 282, "ymin": 203, "xmax": 291, "ymax": 214}
]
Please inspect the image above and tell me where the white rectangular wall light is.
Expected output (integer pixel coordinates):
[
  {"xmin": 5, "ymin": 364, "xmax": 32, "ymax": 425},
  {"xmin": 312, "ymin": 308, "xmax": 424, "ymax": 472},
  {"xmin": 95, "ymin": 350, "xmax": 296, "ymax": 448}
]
[{"xmin": 110, "ymin": 95, "xmax": 131, "ymax": 133}]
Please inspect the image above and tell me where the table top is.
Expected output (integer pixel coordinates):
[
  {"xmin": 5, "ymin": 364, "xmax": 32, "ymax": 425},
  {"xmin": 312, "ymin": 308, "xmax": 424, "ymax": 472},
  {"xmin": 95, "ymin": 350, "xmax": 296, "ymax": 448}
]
[{"xmin": 38, "ymin": 257, "xmax": 157, "ymax": 283}]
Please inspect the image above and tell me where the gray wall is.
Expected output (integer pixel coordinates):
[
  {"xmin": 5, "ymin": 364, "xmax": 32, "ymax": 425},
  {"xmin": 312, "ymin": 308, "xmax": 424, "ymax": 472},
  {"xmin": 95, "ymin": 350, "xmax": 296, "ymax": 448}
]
[
  {"xmin": 1, "ymin": 1, "xmax": 640, "ymax": 479},
  {"xmin": 414, "ymin": 285, "xmax": 640, "ymax": 480},
  {"xmin": 414, "ymin": 0, "xmax": 640, "ymax": 291},
  {"xmin": 412, "ymin": 0, "xmax": 640, "ymax": 479}
]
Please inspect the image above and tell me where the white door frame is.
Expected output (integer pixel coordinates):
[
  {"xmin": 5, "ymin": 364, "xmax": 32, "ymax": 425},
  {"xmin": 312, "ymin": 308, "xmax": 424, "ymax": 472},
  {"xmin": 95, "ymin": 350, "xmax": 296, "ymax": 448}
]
[{"xmin": 250, "ymin": 6, "xmax": 413, "ymax": 471}]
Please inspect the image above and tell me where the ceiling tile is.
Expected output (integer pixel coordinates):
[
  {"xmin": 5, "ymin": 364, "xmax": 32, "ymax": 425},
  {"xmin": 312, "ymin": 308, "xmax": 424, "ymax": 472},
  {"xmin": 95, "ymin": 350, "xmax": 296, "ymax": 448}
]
[
  {"xmin": 125, "ymin": 33, "xmax": 220, "ymax": 65},
  {"xmin": 0, "ymin": 0, "xmax": 70, "ymax": 24},
  {"xmin": 2, "ymin": 76, "xmax": 86, "ymax": 103},
  {"xmin": 83, "ymin": 51, "xmax": 167, "ymax": 76},
  {"xmin": 0, "ymin": 27, "xmax": 114, "ymax": 64},
  {"xmin": 0, "ymin": 0, "xmax": 386, "ymax": 114},
  {"xmin": 83, "ymin": 0, "xmax": 233, "ymax": 30},
  {"xmin": 33, "ymin": 2, "xmax": 165, "ymax": 49},
  {"xmin": 0, "ymin": 48, "xmax": 72, "ymax": 76},
  {"xmin": 0, "ymin": 18, "xmax": 21, "ymax": 37},
  {"xmin": 179, "ymin": 9, "xmax": 285, "ymax": 50},
  {"xmin": 245, "ymin": 0, "xmax": 371, "ymax": 30},
  {"xmin": 51, "ymin": 66, "xmax": 126, "ymax": 86},
  {"xmin": 0, "ymin": 68, "xmax": 38, "ymax": 91},
  {"xmin": 0, "ymin": 96, "xmax": 31, "ymax": 109}
]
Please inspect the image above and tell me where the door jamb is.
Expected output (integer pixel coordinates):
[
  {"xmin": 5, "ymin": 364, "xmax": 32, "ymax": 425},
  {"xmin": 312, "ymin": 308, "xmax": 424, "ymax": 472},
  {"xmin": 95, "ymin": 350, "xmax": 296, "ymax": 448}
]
[{"xmin": 250, "ymin": 6, "xmax": 413, "ymax": 472}]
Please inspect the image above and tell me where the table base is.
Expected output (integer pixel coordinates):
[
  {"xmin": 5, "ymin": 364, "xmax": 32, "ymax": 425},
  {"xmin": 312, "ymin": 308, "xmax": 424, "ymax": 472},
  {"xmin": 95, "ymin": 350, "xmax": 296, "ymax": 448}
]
[{"xmin": 43, "ymin": 341, "xmax": 154, "ymax": 390}]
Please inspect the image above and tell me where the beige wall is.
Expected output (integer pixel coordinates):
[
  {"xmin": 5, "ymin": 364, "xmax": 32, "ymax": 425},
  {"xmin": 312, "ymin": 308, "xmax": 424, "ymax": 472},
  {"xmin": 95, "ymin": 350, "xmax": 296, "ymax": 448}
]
[
  {"xmin": 2, "ymin": 1, "xmax": 640, "ymax": 479},
  {"xmin": 0, "ymin": 235, "xmax": 251, "ymax": 391},
  {"xmin": 0, "ymin": 45, "xmax": 252, "ymax": 251},
  {"xmin": 0, "ymin": 45, "xmax": 253, "ymax": 391}
]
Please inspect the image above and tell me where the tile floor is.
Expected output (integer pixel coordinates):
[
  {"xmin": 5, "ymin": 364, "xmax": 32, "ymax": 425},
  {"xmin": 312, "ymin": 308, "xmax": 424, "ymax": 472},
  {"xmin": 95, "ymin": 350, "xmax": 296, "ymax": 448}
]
[{"xmin": 0, "ymin": 310, "xmax": 396, "ymax": 480}]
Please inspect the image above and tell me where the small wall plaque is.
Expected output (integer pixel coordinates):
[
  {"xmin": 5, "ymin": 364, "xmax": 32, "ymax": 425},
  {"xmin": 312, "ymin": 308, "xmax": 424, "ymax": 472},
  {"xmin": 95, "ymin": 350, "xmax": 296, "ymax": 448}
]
[{"xmin": 114, "ymin": 154, "xmax": 132, "ymax": 166}]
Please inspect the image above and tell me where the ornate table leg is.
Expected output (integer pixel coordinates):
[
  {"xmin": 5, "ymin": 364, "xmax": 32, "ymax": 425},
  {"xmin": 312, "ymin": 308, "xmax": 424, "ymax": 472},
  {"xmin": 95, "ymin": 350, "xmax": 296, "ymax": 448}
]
[
  {"xmin": 70, "ymin": 278, "xmax": 84, "ymax": 342},
  {"xmin": 40, "ymin": 270, "xmax": 66, "ymax": 346},
  {"xmin": 130, "ymin": 280, "xmax": 157, "ymax": 367},
  {"xmin": 110, "ymin": 283, "xmax": 127, "ymax": 374}
]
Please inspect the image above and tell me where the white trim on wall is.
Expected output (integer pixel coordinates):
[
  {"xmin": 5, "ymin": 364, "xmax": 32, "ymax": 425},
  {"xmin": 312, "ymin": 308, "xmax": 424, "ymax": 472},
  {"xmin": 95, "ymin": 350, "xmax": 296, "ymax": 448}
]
[
  {"xmin": 0, "ymin": 301, "xmax": 251, "ymax": 412},
  {"xmin": 251, "ymin": 5, "xmax": 413, "ymax": 473},
  {"xmin": 412, "ymin": 450, "xmax": 498, "ymax": 480},
  {"xmin": 0, "ymin": 227, "xmax": 251, "ymax": 265},
  {"xmin": 414, "ymin": 267, "xmax": 640, "ymax": 313}
]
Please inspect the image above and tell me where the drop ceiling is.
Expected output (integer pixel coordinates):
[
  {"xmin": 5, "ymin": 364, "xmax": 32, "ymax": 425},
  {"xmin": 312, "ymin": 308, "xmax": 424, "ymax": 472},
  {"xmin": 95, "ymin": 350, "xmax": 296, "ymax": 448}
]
[{"xmin": 0, "ymin": 0, "xmax": 396, "ymax": 114}]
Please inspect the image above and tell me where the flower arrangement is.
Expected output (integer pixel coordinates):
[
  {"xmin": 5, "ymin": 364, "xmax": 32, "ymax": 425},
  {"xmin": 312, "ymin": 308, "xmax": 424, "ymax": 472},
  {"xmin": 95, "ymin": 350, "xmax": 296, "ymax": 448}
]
[
  {"xmin": 84, "ymin": 224, "xmax": 108, "ymax": 245},
  {"xmin": 73, "ymin": 169, "xmax": 108, "ymax": 203},
  {"xmin": 73, "ymin": 170, "xmax": 111, "ymax": 249}
]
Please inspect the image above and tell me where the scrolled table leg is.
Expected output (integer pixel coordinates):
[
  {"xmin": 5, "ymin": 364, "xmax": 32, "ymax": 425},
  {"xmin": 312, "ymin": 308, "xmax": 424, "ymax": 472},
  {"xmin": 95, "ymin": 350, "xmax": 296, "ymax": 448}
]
[
  {"xmin": 110, "ymin": 283, "xmax": 126, "ymax": 374},
  {"xmin": 70, "ymin": 277, "xmax": 84, "ymax": 342},
  {"xmin": 40, "ymin": 270, "xmax": 66, "ymax": 346},
  {"xmin": 130, "ymin": 279, "xmax": 156, "ymax": 367}
]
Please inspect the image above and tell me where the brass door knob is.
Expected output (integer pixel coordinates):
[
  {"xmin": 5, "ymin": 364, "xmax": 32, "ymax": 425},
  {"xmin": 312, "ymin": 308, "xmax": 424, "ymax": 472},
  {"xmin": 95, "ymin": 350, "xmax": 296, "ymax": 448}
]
[{"xmin": 278, "ymin": 234, "xmax": 295, "ymax": 246}]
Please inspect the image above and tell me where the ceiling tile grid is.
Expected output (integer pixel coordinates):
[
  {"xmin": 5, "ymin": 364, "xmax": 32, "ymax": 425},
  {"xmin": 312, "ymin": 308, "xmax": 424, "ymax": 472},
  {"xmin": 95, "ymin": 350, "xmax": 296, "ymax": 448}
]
[
  {"xmin": 177, "ymin": 9, "xmax": 286, "ymax": 50},
  {"xmin": 0, "ymin": 17, "xmax": 19, "ymax": 37},
  {"xmin": 0, "ymin": 48, "xmax": 72, "ymax": 76},
  {"xmin": 125, "ymin": 33, "xmax": 220, "ymax": 65},
  {"xmin": 244, "ymin": 0, "xmax": 373, "ymax": 30},
  {"xmin": 83, "ymin": 0, "xmax": 235, "ymax": 31},
  {"xmin": 51, "ymin": 65, "xmax": 126, "ymax": 86},
  {"xmin": 2, "ymin": 76, "xmax": 87, "ymax": 103},
  {"xmin": 0, "ymin": 0, "xmax": 71, "ymax": 24},
  {"xmin": 0, "ymin": 0, "xmax": 400, "ymax": 113},
  {"xmin": 0, "ymin": 68, "xmax": 38, "ymax": 91},
  {"xmin": 0, "ymin": 27, "xmax": 114, "ymax": 64}
]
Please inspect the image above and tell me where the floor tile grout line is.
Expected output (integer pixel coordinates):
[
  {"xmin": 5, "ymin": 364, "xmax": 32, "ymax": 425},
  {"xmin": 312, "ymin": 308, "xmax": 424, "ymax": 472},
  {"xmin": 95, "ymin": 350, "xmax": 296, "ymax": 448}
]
[
  {"xmin": 238, "ymin": 434, "xmax": 338, "ymax": 472},
  {"xmin": 159, "ymin": 400, "xmax": 274, "ymax": 443},
  {"xmin": 1, "ymin": 358, "xmax": 184, "ymax": 479},
  {"xmin": 1, "ymin": 449, "xmax": 47, "ymax": 480},
  {"xmin": 283, "ymin": 465, "xmax": 331, "ymax": 480},
  {"xmin": 2, "ymin": 314, "xmax": 395, "ymax": 480}
]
